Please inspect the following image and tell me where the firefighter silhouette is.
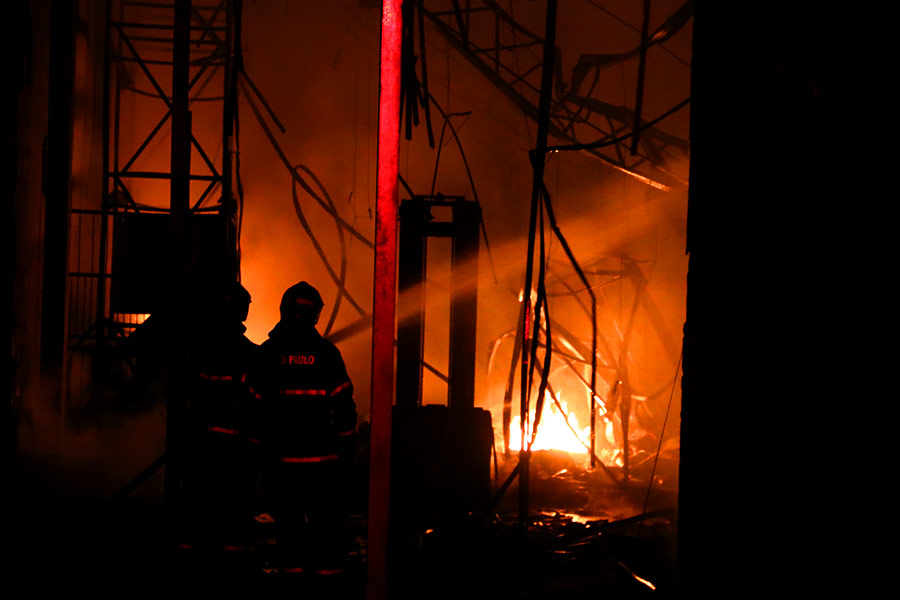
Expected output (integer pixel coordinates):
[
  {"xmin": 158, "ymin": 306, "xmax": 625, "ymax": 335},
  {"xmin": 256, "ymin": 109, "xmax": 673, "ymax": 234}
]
[
  {"xmin": 178, "ymin": 279, "xmax": 259, "ymax": 552},
  {"xmin": 249, "ymin": 281, "xmax": 357, "ymax": 574}
]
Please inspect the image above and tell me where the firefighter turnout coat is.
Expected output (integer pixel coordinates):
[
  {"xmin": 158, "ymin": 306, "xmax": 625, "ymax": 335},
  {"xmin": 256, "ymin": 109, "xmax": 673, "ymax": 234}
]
[{"xmin": 251, "ymin": 320, "xmax": 357, "ymax": 463}]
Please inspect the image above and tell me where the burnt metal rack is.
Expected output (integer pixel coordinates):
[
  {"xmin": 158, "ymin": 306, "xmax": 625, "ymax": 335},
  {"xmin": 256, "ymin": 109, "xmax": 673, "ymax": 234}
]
[{"xmin": 422, "ymin": 0, "xmax": 690, "ymax": 191}]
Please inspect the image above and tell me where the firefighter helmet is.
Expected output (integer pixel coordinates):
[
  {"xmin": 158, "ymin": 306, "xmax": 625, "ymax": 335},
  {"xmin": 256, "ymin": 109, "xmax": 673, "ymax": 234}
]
[{"xmin": 280, "ymin": 281, "xmax": 324, "ymax": 325}]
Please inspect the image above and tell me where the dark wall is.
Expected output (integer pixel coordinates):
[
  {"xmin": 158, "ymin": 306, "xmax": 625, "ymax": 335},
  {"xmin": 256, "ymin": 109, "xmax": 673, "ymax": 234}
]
[
  {"xmin": 681, "ymin": 1, "xmax": 868, "ymax": 595},
  {"xmin": 7, "ymin": 1, "xmax": 53, "ymax": 469}
]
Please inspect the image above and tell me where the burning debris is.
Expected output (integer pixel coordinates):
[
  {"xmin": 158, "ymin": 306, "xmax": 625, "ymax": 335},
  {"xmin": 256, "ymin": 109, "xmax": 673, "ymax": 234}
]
[
  {"xmin": 11, "ymin": 1, "xmax": 691, "ymax": 597},
  {"xmin": 491, "ymin": 447, "xmax": 677, "ymax": 524},
  {"xmin": 391, "ymin": 509, "xmax": 677, "ymax": 599}
]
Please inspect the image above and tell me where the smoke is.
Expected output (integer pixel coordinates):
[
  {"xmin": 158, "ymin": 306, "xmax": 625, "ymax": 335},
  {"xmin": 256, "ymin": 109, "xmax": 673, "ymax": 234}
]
[
  {"xmin": 15, "ymin": 372, "xmax": 166, "ymax": 503},
  {"xmin": 234, "ymin": 2, "xmax": 689, "ymax": 443},
  {"xmin": 11, "ymin": 0, "xmax": 691, "ymax": 515}
]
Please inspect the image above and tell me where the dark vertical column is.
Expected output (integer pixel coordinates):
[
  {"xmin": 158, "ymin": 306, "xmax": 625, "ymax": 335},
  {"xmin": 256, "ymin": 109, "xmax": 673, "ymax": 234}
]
[
  {"xmin": 41, "ymin": 0, "xmax": 76, "ymax": 412},
  {"xmin": 519, "ymin": 0, "xmax": 556, "ymax": 528},
  {"xmin": 629, "ymin": 0, "xmax": 651, "ymax": 155},
  {"xmin": 7, "ymin": 1, "xmax": 35, "ymax": 463},
  {"xmin": 170, "ymin": 0, "xmax": 191, "ymax": 244},
  {"xmin": 223, "ymin": 0, "xmax": 239, "ymax": 281},
  {"xmin": 97, "ymin": 0, "xmax": 112, "ymax": 339},
  {"xmin": 680, "ymin": 1, "xmax": 859, "ymax": 596},
  {"xmin": 396, "ymin": 198, "xmax": 427, "ymax": 407},
  {"xmin": 448, "ymin": 200, "xmax": 480, "ymax": 409},
  {"xmin": 164, "ymin": 0, "xmax": 192, "ymax": 503}
]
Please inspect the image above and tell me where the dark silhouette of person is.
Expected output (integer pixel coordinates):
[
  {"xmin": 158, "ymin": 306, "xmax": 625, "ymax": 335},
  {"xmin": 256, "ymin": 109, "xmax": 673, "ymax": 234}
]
[
  {"xmin": 249, "ymin": 281, "xmax": 357, "ymax": 575},
  {"xmin": 121, "ymin": 289, "xmax": 178, "ymax": 412},
  {"xmin": 178, "ymin": 279, "xmax": 259, "ymax": 553}
]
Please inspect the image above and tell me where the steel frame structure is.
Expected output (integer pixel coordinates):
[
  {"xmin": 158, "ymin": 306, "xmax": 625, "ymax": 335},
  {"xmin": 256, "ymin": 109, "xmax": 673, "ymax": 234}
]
[
  {"xmin": 422, "ymin": 0, "xmax": 690, "ymax": 191},
  {"xmin": 67, "ymin": 0, "xmax": 237, "ymax": 352},
  {"xmin": 396, "ymin": 195, "xmax": 481, "ymax": 410}
]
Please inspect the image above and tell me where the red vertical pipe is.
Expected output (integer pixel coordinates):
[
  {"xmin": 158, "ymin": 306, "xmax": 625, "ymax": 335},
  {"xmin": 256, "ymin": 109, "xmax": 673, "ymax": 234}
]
[{"xmin": 367, "ymin": 1, "xmax": 402, "ymax": 598}]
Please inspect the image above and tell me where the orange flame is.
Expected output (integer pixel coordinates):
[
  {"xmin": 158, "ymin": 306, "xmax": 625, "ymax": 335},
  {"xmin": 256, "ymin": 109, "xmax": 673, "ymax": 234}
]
[
  {"xmin": 503, "ymin": 391, "xmax": 624, "ymax": 468},
  {"xmin": 507, "ymin": 393, "xmax": 590, "ymax": 454}
]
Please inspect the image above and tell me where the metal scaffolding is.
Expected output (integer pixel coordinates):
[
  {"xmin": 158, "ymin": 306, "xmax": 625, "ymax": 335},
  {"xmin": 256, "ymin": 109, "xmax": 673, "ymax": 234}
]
[{"xmin": 65, "ymin": 0, "xmax": 239, "ymax": 403}]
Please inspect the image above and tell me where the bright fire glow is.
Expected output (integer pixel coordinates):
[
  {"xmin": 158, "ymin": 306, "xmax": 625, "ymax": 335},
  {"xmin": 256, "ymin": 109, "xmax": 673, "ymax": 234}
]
[
  {"xmin": 508, "ymin": 393, "xmax": 590, "ymax": 454},
  {"xmin": 504, "ymin": 391, "xmax": 625, "ymax": 467}
]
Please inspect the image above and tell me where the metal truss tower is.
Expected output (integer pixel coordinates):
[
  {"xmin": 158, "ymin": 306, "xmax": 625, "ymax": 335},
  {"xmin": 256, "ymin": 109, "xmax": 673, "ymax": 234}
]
[{"xmin": 66, "ymin": 0, "xmax": 238, "ymax": 407}]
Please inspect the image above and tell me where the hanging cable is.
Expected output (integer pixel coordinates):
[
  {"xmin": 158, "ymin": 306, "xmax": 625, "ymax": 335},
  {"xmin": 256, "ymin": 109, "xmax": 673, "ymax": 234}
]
[
  {"xmin": 236, "ymin": 75, "xmax": 371, "ymax": 249},
  {"xmin": 429, "ymin": 110, "xmax": 471, "ymax": 196},
  {"xmin": 292, "ymin": 164, "xmax": 353, "ymax": 335},
  {"xmin": 237, "ymin": 72, "xmax": 373, "ymax": 338},
  {"xmin": 238, "ymin": 70, "xmax": 286, "ymax": 133},
  {"xmin": 290, "ymin": 169, "xmax": 366, "ymax": 318},
  {"xmin": 518, "ymin": 0, "xmax": 558, "ymax": 527},
  {"xmin": 235, "ymin": 0, "xmax": 497, "ymax": 341},
  {"xmin": 630, "ymin": 0, "xmax": 652, "ymax": 156},
  {"xmin": 425, "ymin": 90, "xmax": 499, "ymax": 284},
  {"xmin": 574, "ymin": 0, "xmax": 692, "ymax": 83},
  {"xmin": 539, "ymin": 181, "xmax": 598, "ymax": 466},
  {"xmin": 547, "ymin": 96, "xmax": 690, "ymax": 153},
  {"xmin": 528, "ymin": 199, "xmax": 552, "ymax": 450},
  {"xmin": 415, "ymin": 0, "xmax": 435, "ymax": 146},
  {"xmin": 641, "ymin": 349, "xmax": 682, "ymax": 515},
  {"xmin": 399, "ymin": 0, "xmax": 435, "ymax": 146},
  {"xmin": 502, "ymin": 299, "xmax": 526, "ymax": 457},
  {"xmin": 397, "ymin": 0, "xmax": 500, "ymax": 282}
]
